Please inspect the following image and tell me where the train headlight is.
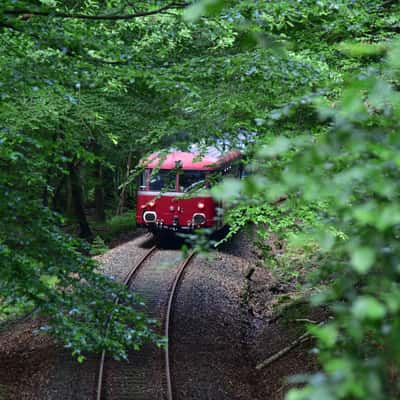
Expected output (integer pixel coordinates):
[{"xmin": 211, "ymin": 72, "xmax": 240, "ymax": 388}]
[
  {"xmin": 197, "ymin": 201, "xmax": 205, "ymax": 209},
  {"xmin": 193, "ymin": 213, "xmax": 206, "ymax": 225},
  {"xmin": 143, "ymin": 211, "xmax": 157, "ymax": 223},
  {"xmin": 148, "ymin": 200, "xmax": 156, "ymax": 207}
]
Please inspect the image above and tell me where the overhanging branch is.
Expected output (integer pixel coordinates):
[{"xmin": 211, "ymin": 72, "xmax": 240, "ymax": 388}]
[
  {"xmin": 4, "ymin": 2, "xmax": 189, "ymax": 21},
  {"xmin": 0, "ymin": 21, "xmax": 18, "ymax": 30}
]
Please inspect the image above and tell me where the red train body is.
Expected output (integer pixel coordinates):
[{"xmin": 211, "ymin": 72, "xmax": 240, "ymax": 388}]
[{"xmin": 136, "ymin": 148, "xmax": 241, "ymax": 232}]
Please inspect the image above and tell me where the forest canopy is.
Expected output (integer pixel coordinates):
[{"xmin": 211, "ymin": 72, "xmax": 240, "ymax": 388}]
[{"xmin": 2, "ymin": 0, "xmax": 400, "ymax": 397}]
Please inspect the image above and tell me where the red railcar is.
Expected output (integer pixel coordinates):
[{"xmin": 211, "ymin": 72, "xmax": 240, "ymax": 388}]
[{"xmin": 136, "ymin": 147, "xmax": 241, "ymax": 233}]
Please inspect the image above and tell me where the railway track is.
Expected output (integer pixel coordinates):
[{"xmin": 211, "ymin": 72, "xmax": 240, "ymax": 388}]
[{"xmin": 96, "ymin": 246, "xmax": 195, "ymax": 400}]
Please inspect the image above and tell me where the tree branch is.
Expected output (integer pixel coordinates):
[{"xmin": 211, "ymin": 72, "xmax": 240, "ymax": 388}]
[
  {"xmin": 255, "ymin": 321, "xmax": 325, "ymax": 370},
  {"xmin": 255, "ymin": 330, "xmax": 311, "ymax": 370},
  {"xmin": 0, "ymin": 21, "xmax": 18, "ymax": 31},
  {"xmin": 4, "ymin": 2, "xmax": 189, "ymax": 21}
]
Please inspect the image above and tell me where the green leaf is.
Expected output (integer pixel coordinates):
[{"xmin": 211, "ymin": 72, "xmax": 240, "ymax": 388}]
[
  {"xmin": 77, "ymin": 355, "xmax": 85, "ymax": 363},
  {"xmin": 40, "ymin": 274, "xmax": 60, "ymax": 288},
  {"xmin": 338, "ymin": 42, "xmax": 387, "ymax": 58},
  {"xmin": 183, "ymin": 0, "xmax": 225, "ymax": 22},
  {"xmin": 39, "ymin": 0, "xmax": 57, "ymax": 6},
  {"xmin": 350, "ymin": 247, "xmax": 375, "ymax": 274},
  {"xmin": 352, "ymin": 296, "xmax": 386, "ymax": 320},
  {"xmin": 309, "ymin": 324, "xmax": 338, "ymax": 348},
  {"xmin": 318, "ymin": 231, "xmax": 336, "ymax": 252},
  {"xmin": 257, "ymin": 137, "xmax": 291, "ymax": 158},
  {"xmin": 211, "ymin": 178, "xmax": 243, "ymax": 201},
  {"xmin": 325, "ymin": 357, "xmax": 352, "ymax": 374},
  {"xmin": 387, "ymin": 40, "xmax": 400, "ymax": 69},
  {"xmin": 107, "ymin": 133, "xmax": 119, "ymax": 145}
]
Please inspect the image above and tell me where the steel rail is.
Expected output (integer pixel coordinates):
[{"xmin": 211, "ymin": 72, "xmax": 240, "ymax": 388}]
[
  {"xmin": 164, "ymin": 251, "xmax": 196, "ymax": 400},
  {"xmin": 96, "ymin": 245, "xmax": 157, "ymax": 400}
]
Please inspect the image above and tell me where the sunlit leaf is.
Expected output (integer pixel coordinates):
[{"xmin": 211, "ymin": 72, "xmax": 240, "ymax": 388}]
[
  {"xmin": 352, "ymin": 296, "xmax": 386, "ymax": 320},
  {"xmin": 350, "ymin": 247, "xmax": 375, "ymax": 274}
]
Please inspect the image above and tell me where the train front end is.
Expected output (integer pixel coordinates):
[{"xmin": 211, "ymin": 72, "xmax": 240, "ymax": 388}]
[
  {"xmin": 137, "ymin": 189, "xmax": 217, "ymax": 232},
  {"xmin": 136, "ymin": 151, "xmax": 223, "ymax": 232}
]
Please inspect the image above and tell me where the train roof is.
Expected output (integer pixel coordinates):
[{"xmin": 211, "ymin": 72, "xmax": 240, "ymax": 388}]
[{"xmin": 143, "ymin": 147, "xmax": 241, "ymax": 171}]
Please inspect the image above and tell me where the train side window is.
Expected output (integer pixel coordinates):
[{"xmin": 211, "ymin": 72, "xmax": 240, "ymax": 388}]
[
  {"xmin": 138, "ymin": 170, "xmax": 147, "ymax": 190},
  {"xmin": 206, "ymin": 170, "xmax": 223, "ymax": 187},
  {"xmin": 220, "ymin": 163, "xmax": 239, "ymax": 178},
  {"xmin": 179, "ymin": 170, "xmax": 206, "ymax": 192},
  {"xmin": 206, "ymin": 163, "xmax": 242, "ymax": 187}
]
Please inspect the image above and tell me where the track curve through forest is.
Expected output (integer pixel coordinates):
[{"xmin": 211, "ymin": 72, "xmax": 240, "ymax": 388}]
[
  {"xmin": 0, "ymin": 234, "xmax": 319, "ymax": 400},
  {"xmin": 97, "ymin": 245, "xmax": 195, "ymax": 400}
]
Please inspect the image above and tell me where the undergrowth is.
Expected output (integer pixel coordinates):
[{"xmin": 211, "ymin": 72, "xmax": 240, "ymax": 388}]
[
  {"xmin": 224, "ymin": 200, "xmax": 324, "ymax": 285},
  {"xmin": 90, "ymin": 210, "xmax": 137, "ymax": 244},
  {"xmin": 0, "ymin": 297, "xmax": 34, "ymax": 324}
]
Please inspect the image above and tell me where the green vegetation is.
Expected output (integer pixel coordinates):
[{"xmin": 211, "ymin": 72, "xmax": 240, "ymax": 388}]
[
  {"xmin": 90, "ymin": 210, "xmax": 137, "ymax": 244},
  {"xmin": 2, "ymin": 0, "xmax": 400, "ymax": 397},
  {"xmin": 0, "ymin": 298, "xmax": 35, "ymax": 325},
  {"xmin": 88, "ymin": 211, "xmax": 137, "ymax": 255},
  {"xmin": 89, "ymin": 236, "xmax": 109, "ymax": 257},
  {"xmin": 201, "ymin": 1, "xmax": 400, "ymax": 398}
]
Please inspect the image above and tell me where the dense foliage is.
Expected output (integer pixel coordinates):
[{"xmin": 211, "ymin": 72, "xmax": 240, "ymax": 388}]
[
  {"xmin": 201, "ymin": 0, "xmax": 400, "ymax": 398},
  {"xmin": 2, "ymin": 0, "xmax": 400, "ymax": 397},
  {"xmin": 0, "ymin": 0, "xmax": 200, "ymax": 359}
]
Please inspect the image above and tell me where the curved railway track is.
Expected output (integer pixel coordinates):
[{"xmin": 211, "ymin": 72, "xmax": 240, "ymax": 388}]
[{"xmin": 96, "ymin": 245, "xmax": 195, "ymax": 400}]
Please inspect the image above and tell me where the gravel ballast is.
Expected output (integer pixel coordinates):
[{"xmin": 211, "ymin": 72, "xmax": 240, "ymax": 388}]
[{"xmin": 0, "ymin": 231, "xmax": 321, "ymax": 399}]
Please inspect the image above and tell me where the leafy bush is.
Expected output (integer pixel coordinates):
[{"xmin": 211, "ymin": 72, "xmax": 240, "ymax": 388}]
[
  {"xmin": 215, "ymin": 41, "xmax": 400, "ymax": 399},
  {"xmin": 89, "ymin": 236, "xmax": 109, "ymax": 256},
  {"xmin": 106, "ymin": 211, "xmax": 136, "ymax": 237},
  {"xmin": 91, "ymin": 211, "xmax": 136, "ymax": 243},
  {"xmin": 195, "ymin": 1, "xmax": 400, "ymax": 397}
]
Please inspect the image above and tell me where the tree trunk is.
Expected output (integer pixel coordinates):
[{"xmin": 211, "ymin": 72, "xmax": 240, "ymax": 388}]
[
  {"xmin": 116, "ymin": 151, "xmax": 132, "ymax": 215},
  {"xmin": 42, "ymin": 185, "xmax": 49, "ymax": 207},
  {"xmin": 42, "ymin": 168, "xmax": 53, "ymax": 208},
  {"xmin": 69, "ymin": 162, "xmax": 92, "ymax": 239},
  {"xmin": 52, "ymin": 176, "xmax": 66, "ymax": 212},
  {"xmin": 95, "ymin": 162, "xmax": 106, "ymax": 222},
  {"xmin": 66, "ymin": 175, "xmax": 74, "ymax": 216}
]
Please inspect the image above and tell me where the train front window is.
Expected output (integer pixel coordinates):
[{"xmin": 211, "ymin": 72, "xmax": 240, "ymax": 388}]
[
  {"xmin": 179, "ymin": 170, "xmax": 206, "ymax": 192},
  {"xmin": 148, "ymin": 170, "xmax": 176, "ymax": 191}
]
